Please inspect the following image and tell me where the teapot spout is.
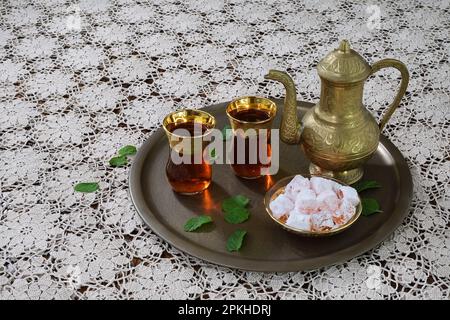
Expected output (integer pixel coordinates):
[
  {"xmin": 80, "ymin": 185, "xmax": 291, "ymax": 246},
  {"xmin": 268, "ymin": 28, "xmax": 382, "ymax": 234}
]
[{"xmin": 264, "ymin": 70, "xmax": 301, "ymax": 144}]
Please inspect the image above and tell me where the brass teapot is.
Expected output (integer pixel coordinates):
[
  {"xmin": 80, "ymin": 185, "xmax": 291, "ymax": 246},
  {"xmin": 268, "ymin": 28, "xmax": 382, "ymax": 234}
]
[{"xmin": 265, "ymin": 40, "xmax": 409, "ymax": 184}]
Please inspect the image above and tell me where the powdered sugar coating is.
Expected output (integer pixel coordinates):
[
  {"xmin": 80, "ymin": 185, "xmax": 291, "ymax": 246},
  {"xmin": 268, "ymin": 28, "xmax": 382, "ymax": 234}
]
[
  {"xmin": 311, "ymin": 211, "xmax": 335, "ymax": 232},
  {"xmin": 286, "ymin": 212, "xmax": 311, "ymax": 230},
  {"xmin": 337, "ymin": 199, "xmax": 357, "ymax": 220},
  {"xmin": 269, "ymin": 194, "xmax": 294, "ymax": 219},
  {"xmin": 294, "ymin": 188, "xmax": 318, "ymax": 211},
  {"xmin": 285, "ymin": 175, "xmax": 310, "ymax": 200},
  {"xmin": 317, "ymin": 189, "xmax": 340, "ymax": 211},
  {"xmin": 310, "ymin": 176, "xmax": 334, "ymax": 195},
  {"xmin": 338, "ymin": 186, "xmax": 360, "ymax": 206}
]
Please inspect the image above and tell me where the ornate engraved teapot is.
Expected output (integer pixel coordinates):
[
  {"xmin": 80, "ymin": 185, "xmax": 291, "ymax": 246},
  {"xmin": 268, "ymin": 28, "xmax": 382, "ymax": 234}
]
[{"xmin": 265, "ymin": 40, "xmax": 409, "ymax": 184}]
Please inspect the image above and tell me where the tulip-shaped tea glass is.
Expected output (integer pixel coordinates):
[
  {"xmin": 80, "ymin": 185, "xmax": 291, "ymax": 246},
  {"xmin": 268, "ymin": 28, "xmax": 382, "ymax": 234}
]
[
  {"xmin": 163, "ymin": 109, "xmax": 216, "ymax": 194},
  {"xmin": 226, "ymin": 96, "xmax": 277, "ymax": 179}
]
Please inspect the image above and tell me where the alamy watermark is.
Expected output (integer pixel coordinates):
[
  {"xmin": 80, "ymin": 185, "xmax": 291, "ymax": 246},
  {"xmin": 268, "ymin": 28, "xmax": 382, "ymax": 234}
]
[
  {"xmin": 168, "ymin": 124, "xmax": 280, "ymax": 176},
  {"xmin": 366, "ymin": 4, "xmax": 381, "ymax": 30}
]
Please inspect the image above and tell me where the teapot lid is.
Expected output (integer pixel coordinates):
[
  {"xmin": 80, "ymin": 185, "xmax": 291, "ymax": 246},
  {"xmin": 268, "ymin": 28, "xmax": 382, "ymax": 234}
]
[{"xmin": 317, "ymin": 40, "xmax": 371, "ymax": 83}]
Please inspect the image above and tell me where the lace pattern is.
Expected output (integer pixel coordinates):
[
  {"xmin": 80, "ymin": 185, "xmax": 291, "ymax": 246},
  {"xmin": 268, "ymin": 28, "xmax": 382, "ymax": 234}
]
[{"xmin": 0, "ymin": 0, "xmax": 449, "ymax": 299}]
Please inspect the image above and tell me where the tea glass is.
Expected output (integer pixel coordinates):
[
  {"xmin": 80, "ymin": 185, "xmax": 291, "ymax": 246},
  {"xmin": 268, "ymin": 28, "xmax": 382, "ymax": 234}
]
[
  {"xmin": 162, "ymin": 109, "xmax": 216, "ymax": 194},
  {"xmin": 226, "ymin": 96, "xmax": 277, "ymax": 179}
]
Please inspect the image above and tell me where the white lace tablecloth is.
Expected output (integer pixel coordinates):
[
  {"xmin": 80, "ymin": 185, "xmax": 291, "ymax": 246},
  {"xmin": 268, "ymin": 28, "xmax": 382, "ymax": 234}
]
[{"xmin": 1, "ymin": 0, "xmax": 449, "ymax": 300}]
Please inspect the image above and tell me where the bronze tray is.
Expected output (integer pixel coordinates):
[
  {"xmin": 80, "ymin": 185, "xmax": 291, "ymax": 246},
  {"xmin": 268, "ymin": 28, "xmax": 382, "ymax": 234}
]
[{"xmin": 129, "ymin": 100, "xmax": 413, "ymax": 272}]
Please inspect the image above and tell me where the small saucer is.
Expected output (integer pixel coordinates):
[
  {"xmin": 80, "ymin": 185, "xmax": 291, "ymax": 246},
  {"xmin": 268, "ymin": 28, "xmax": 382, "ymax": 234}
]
[{"xmin": 264, "ymin": 174, "xmax": 362, "ymax": 237}]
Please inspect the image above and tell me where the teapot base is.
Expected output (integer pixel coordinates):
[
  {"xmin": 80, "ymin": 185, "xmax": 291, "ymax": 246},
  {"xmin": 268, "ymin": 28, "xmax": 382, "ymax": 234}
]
[{"xmin": 309, "ymin": 163, "xmax": 363, "ymax": 185}]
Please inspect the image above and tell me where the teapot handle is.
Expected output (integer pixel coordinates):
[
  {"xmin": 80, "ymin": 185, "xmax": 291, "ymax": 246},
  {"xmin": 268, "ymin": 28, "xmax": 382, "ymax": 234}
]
[{"xmin": 369, "ymin": 59, "xmax": 409, "ymax": 131}]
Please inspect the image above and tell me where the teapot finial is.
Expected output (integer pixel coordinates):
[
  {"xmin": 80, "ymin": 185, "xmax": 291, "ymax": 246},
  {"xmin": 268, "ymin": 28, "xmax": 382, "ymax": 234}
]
[{"xmin": 338, "ymin": 39, "xmax": 351, "ymax": 53}]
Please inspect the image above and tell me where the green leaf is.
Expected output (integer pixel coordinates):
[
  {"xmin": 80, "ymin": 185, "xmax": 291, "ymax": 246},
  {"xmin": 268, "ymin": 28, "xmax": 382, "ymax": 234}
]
[
  {"xmin": 226, "ymin": 229, "xmax": 247, "ymax": 252},
  {"xmin": 361, "ymin": 198, "xmax": 382, "ymax": 216},
  {"xmin": 209, "ymin": 148, "xmax": 217, "ymax": 162},
  {"xmin": 222, "ymin": 195, "xmax": 250, "ymax": 213},
  {"xmin": 109, "ymin": 155, "xmax": 128, "ymax": 167},
  {"xmin": 118, "ymin": 145, "xmax": 137, "ymax": 156},
  {"xmin": 183, "ymin": 215, "xmax": 213, "ymax": 232},
  {"xmin": 74, "ymin": 182, "xmax": 99, "ymax": 193},
  {"xmin": 222, "ymin": 125, "xmax": 232, "ymax": 141},
  {"xmin": 233, "ymin": 195, "xmax": 250, "ymax": 207},
  {"xmin": 224, "ymin": 207, "xmax": 250, "ymax": 224},
  {"xmin": 352, "ymin": 180, "xmax": 381, "ymax": 193}
]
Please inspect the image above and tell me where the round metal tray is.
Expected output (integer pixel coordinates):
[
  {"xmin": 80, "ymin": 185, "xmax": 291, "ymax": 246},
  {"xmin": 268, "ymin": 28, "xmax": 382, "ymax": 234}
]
[{"xmin": 129, "ymin": 100, "xmax": 413, "ymax": 272}]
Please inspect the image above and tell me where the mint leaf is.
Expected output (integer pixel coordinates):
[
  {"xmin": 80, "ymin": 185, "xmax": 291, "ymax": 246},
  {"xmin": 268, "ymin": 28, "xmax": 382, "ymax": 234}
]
[
  {"xmin": 183, "ymin": 215, "xmax": 213, "ymax": 232},
  {"xmin": 352, "ymin": 180, "xmax": 381, "ymax": 193},
  {"xmin": 222, "ymin": 125, "xmax": 232, "ymax": 141},
  {"xmin": 118, "ymin": 145, "xmax": 137, "ymax": 156},
  {"xmin": 224, "ymin": 207, "xmax": 250, "ymax": 224},
  {"xmin": 74, "ymin": 182, "xmax": 99, "ymax": 193},
  {"xmin": 222, "ymin": 196, "xmax": 251, "ymax": 224},
  {"xmin": 233, "ymin": 195, "xmax": 249, "ymax": 207},
  {"xmin": 361, "ymin": 198, "xmax": 382, "ymax": 216},
  {"xmin": 208, "ymin": 148, "xmax": 218, "ymax": 162},
  {"xmin": 222, "ymin": 195, "xmax": 250, "ymax": 213},
  {"xmin": 109, "ymin": 155, "xmax": 128, "ymax": 167},
  {"xmin": 226, "ymin": 229, "xmax": 247, "ymax": 252}
]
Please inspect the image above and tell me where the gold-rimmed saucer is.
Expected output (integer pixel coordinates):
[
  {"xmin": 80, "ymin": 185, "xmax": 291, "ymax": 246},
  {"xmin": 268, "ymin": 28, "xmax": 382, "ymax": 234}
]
[{"xmin": 264, "ymin": 174, "xmax": 362, "ymax": 237}]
